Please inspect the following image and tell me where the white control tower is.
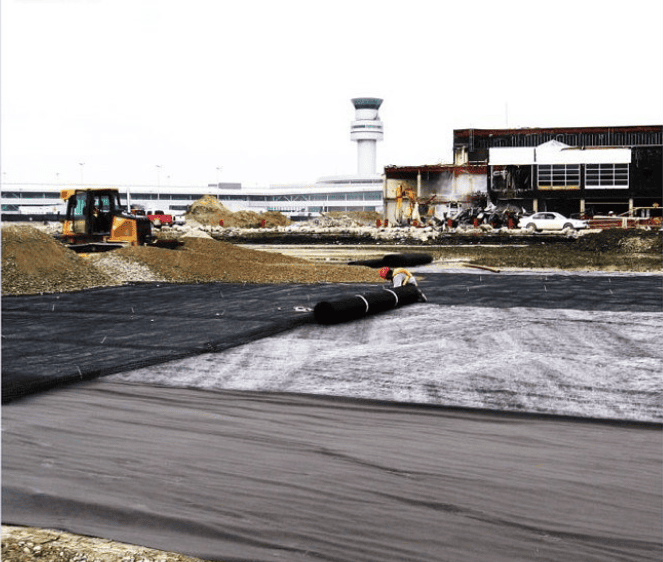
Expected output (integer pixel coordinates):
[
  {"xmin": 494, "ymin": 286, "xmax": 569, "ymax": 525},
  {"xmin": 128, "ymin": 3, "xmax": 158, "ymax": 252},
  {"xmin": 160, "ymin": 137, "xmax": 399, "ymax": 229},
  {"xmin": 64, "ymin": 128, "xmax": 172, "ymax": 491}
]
[{"xmin": 350, "ymin": 97, "xmax": 384, "ymax": 176}]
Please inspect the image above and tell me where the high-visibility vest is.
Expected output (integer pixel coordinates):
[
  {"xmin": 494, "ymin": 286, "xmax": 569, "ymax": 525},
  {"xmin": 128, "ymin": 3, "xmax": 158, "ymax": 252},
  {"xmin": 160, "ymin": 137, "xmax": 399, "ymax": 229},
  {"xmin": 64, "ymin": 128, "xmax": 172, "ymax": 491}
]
[{"xmin": 392, "ymin": 268, "xmax": 415, "ymax": 286}]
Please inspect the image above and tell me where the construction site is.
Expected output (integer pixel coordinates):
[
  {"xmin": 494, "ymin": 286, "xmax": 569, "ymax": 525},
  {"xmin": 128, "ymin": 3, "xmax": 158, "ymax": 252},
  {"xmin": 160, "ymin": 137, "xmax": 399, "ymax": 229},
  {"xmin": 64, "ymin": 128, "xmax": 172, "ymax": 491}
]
[
  {"xmin": 2, "ymin": 189, "xmax": 662, "ymax": 562},
  {"xmin": 2, "ymin": 102, "xmax": 663, "ymax": 562},
  {"xmin": 4, "ymin": 0, "xmax": 663, "ymax": 552}
]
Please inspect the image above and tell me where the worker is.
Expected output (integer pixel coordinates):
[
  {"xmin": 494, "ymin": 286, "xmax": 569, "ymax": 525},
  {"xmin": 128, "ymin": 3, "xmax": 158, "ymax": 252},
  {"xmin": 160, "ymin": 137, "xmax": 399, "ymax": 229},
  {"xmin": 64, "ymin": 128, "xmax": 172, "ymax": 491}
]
[{"xmin": 379, "ymin": 266, "xmax": 427, "ymax": 302}]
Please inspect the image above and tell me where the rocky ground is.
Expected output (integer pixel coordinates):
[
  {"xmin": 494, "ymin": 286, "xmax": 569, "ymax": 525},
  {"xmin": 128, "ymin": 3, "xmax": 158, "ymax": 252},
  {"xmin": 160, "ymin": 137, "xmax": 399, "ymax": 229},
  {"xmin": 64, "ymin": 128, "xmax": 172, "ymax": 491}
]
[{"xmin": 2, "ymin": 526, "xmax": 208, "ymax": 562}]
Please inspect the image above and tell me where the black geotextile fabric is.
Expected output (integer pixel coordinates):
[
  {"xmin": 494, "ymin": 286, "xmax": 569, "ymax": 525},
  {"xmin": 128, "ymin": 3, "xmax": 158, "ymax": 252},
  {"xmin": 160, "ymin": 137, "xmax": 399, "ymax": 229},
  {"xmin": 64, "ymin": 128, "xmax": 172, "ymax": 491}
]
[
  {"xmin": 2, "ymin": 273, "xmax": 661, "ymax": 403},
  {"xmin": 1, "ymin": 282, "xmax": 371, "ymax": 403}
]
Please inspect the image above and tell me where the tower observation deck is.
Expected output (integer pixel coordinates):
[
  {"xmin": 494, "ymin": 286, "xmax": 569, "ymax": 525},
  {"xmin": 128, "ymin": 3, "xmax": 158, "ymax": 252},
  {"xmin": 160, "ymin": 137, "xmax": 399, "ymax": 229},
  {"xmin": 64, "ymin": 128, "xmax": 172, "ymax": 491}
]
[{"xmin": 350, "ymin": 97, "xmax": 384, "ymax": 176}]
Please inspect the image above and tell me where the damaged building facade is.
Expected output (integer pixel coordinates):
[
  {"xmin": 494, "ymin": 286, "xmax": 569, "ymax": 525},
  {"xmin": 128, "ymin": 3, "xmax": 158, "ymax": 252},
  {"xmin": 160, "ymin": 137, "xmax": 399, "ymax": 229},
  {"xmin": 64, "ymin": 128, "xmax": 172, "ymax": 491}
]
[
  {"xmin": 383, "ymin": 163, "xmax": 487, "ymax": 225},
  {"xmin": 460, "ymin": 125, "xmax": 662, "ymax": 216},
  {"xmin": 383, "ymin": 125, "xmax": 662, "ymax": 224}
]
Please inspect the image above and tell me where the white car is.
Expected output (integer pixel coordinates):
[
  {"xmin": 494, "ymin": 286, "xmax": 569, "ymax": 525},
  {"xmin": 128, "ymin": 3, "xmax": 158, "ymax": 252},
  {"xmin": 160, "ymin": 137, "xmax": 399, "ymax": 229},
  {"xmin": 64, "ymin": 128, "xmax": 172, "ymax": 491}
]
[{"xmin": 519, "ymin": 212, "xmax": 587, "ymax": 232}]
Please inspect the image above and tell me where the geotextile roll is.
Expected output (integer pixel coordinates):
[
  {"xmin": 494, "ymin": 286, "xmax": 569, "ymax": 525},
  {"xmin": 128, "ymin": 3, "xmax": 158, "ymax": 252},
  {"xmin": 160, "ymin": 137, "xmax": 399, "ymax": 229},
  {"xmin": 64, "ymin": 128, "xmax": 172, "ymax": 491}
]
[
  {"xmin": 313, "ymin": 284, "xmax": 420, "ymax": 325},
  {"xmin": 348, "ymin": 253, "xmax": 433, "ymax": 268}
]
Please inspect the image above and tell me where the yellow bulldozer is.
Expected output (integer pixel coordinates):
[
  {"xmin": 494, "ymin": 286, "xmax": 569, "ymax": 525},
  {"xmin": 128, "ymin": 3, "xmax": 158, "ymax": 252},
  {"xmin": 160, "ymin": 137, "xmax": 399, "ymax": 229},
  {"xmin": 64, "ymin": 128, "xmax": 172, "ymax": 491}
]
[{"xmin": 58, "ymin": 187, "xmax": 179, "ymax": 252}]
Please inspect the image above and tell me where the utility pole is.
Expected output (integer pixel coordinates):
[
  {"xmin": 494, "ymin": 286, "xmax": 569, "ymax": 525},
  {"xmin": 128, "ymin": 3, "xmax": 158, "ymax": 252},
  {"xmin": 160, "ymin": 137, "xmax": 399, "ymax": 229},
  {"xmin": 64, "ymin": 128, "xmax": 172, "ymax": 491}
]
[{"xmin": 156, "ymin": 165, "xmax": 162, "ymax": 204}]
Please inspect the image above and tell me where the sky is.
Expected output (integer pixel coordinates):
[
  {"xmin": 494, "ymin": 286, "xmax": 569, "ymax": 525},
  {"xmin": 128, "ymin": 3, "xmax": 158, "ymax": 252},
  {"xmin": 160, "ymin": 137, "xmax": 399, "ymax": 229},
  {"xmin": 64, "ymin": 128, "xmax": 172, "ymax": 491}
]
[{"xmin": 2, "ymin": 0, "xmax": 662, "ymax": 188}]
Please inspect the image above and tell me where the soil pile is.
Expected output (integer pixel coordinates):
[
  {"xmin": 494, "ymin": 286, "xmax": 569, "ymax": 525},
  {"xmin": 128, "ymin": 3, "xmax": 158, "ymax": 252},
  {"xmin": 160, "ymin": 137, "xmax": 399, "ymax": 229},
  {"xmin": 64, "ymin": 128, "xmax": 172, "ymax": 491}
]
[
  {"xmin": 1, "ymin": 225, "xmax": 119, "ymax": 295},
  {"xmin": 112, "ymin": 237, "xmax": 379, "ymax": 284},
  {"xmin": 185, "ymin": 195, "xmax": 290, "ymax": 228},
  {"xmin": 1, "ymin": 225, "xmax": 379, "ymax": 295}
]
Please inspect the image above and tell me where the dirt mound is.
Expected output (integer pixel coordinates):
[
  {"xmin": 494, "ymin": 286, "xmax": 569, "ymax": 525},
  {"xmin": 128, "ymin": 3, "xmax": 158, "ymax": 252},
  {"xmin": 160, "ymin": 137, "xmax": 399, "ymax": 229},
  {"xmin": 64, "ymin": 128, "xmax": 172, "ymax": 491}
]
[
  {"xmin": 1, "ymin": 225, "xmax": 119, "ymax": 295},
  {"xmin": 185, "ymin": 195, "xmax": 290, "ymax": 228},
  {"xmin": 113, "ymin": 237, "xmax": 379, "ymax": 284},
  {"xmin": 1, "ymin": 225, "xmax": 379, "ymax": 295}
]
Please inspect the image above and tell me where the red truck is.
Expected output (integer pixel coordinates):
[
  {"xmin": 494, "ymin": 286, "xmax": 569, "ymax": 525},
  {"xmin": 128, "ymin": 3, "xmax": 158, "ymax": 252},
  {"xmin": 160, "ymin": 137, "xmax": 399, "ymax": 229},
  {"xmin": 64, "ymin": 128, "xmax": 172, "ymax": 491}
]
[
  {"xmin": 146, "ymin": 210, "xmax": 174, "ymax": 228},
  {"xmin": 130, "ymin": 205, "xmax": 173, "ymax": 227}
]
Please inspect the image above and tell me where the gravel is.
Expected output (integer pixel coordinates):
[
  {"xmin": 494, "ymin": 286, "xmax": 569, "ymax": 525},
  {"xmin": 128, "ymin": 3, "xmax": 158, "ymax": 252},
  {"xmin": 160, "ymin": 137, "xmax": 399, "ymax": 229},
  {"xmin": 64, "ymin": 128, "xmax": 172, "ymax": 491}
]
[
  {"xmin": 86, "ymin": 252, "xmax": 170, "ymax": 284},
  {"xmin": 1, "ymin": 526, "xmax": 207, "ymax": 562}
]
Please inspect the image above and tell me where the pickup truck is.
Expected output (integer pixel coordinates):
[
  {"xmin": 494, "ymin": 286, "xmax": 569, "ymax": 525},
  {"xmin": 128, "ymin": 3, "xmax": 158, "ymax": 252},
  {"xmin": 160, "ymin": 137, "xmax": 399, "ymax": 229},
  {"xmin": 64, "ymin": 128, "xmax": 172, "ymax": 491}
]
[{"xmin": 146, "ymin": 209, "xmax": 174, "ymax": 227}]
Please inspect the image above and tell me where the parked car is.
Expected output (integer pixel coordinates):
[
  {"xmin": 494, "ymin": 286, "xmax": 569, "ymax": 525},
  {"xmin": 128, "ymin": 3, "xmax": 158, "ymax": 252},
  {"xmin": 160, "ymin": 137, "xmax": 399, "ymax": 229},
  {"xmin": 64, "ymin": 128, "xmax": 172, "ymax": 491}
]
[{"xmin": 519, "ymin": 212, "xmax": 588, "ymax": 232}]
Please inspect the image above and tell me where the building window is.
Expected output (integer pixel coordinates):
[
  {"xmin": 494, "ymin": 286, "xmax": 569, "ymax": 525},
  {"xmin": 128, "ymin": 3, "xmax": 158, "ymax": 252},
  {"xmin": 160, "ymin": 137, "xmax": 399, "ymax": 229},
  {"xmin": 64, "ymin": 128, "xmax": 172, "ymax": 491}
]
[
  {"xmin": 326, "ymin": 193, "xmax": 346, "ymax": 201},
  {"xmin": 537, "ymin": 164, "xmax": 580, "ymax": 190},
  {"xmin": 585, "ymin": 164, "xmax": 629, "ymax": 189}
]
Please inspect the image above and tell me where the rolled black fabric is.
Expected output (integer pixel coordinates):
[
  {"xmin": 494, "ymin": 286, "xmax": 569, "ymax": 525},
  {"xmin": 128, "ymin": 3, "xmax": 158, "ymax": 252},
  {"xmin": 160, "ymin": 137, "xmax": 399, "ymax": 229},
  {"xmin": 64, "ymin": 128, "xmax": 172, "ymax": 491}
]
[
  {"xmin": 348, "ymin": 253, "xmax": 433, "ymax": 268},
  {"xmin": 314, "ymin": 284, "xmax": 420, "ymax": 325},
  {"xmin": 382, "ymin": 253, "xmax": 433, "ymax": 267}
]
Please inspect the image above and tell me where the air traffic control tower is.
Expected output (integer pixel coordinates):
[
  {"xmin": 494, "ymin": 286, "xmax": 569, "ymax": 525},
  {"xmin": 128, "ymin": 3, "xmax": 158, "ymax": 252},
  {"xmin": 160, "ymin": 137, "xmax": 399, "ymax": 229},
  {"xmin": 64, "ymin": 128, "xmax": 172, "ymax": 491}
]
[{"xmin": 350, "ymin": 97, "xmax": 384, "ymax": 176}]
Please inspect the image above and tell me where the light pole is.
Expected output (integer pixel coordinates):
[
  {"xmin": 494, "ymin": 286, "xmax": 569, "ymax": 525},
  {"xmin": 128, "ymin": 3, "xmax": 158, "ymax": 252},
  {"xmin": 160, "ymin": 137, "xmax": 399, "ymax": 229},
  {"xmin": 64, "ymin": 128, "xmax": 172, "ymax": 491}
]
[
  {"xmin": 216, "ymin": 166, "xmax": 222, "ymax": 200},
  {"xmin": 156, "ymin": 165, "xmax": 162, "ymax": 205}
]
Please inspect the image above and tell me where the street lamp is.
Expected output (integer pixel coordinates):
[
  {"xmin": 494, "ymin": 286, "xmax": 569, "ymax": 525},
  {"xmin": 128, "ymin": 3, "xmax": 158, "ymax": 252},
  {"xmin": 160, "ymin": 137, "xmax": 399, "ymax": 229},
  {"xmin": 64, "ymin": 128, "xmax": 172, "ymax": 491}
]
[{"xmin": 156, "ymin": 165, "xmax": 162, "ymax": 205}]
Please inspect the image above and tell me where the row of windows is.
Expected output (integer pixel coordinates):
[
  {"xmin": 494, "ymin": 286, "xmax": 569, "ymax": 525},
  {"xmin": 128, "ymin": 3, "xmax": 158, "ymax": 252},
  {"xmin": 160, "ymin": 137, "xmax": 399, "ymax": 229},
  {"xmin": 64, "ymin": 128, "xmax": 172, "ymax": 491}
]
[
  {"xmin": 2, "ymin": 191, "xmax": 384, "ymax": 207},
  {"xmin": 110, "ymin": 192, "xmax": 384, "ymax": 203},
  {"xmin": 538, "ymin": 165, "xmax": 580, "ymax": 187},
  {"xmin": 585, "ymin": 164, "xmax": 629, "ymax": 186},
  {"xmin": 123, "ymin": 193, "xmax": 208, "ymax": 201},
  {"xmin": 256, "ymin": 191, "xmax": 382, "ymax": 202},
  {"xmin": 2, "ymin": 191, "xmax": 61, "ymax": 199},
  {"xmin": 267, "ymin": 206, "xmax": 379, "ymax": 213},
  {"xmin": 537, "ymin": 164, "xmax": 629, "ymax": 189}
]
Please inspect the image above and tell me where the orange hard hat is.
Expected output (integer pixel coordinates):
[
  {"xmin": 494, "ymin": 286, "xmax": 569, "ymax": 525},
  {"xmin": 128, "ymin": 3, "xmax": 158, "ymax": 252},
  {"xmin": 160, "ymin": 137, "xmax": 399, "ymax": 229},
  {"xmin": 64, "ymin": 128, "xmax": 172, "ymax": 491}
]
[{"xmin": 378, "ymin": 266, "xmax": 391, "ymax": 279}]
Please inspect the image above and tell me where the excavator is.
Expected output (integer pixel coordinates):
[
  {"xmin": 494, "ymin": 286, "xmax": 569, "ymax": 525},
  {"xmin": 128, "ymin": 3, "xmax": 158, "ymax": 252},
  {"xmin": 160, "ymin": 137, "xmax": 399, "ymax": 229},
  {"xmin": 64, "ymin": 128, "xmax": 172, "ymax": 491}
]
[{"xmin": 58, "ymin": 187, "xmax": 180, "ymax": 252}]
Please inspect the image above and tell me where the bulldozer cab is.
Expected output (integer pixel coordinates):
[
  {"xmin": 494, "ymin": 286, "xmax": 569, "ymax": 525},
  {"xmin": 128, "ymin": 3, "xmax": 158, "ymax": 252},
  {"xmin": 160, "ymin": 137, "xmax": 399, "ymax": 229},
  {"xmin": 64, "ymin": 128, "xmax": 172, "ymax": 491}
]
[{"xmin": 65, "ymin": 189, "xmax": 122, "ymax": 235}]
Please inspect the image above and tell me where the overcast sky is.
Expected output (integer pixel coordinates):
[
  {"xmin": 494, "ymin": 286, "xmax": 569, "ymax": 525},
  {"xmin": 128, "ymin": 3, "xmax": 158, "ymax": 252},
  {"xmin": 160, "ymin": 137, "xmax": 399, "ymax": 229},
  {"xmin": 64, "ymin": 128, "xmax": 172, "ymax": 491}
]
[{"xmin": 2, "ymin": 0, "xmax": 662, "ymax": 187}]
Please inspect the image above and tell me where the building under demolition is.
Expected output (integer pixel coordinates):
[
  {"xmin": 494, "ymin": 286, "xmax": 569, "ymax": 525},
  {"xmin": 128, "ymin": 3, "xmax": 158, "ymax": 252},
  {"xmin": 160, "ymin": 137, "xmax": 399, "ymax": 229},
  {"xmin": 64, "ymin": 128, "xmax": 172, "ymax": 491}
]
[{"xmin": 383, "ymin": 125, "xmax": 662, "ymax": 224}]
